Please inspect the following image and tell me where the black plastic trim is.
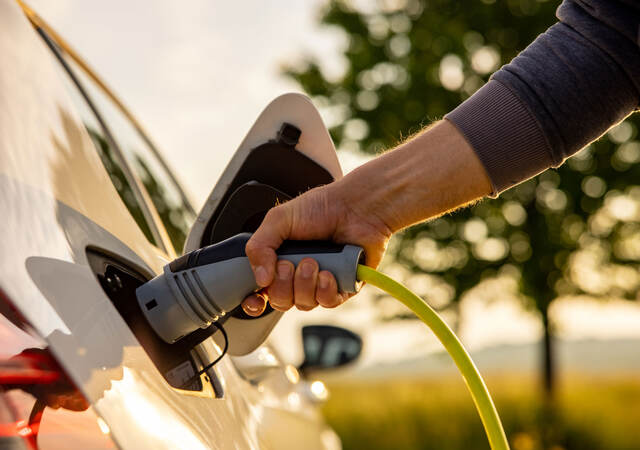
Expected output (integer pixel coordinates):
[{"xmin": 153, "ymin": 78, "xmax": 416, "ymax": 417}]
[
  {"xmin": 170, "ymin": 233, "xmax": 346, "ymax": 274},
  {"xmin": 201, "ymin": 140, "xmax": 334, "ymax": 248},
  {"xmin": 169, "ymin": 233, "xmax": 251, "ymax": 272}
]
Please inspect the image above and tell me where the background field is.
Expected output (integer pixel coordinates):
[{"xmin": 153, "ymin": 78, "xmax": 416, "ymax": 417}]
[{"xmin": 322, "ymin": 374, "xmax": 640, "ymax": 450}]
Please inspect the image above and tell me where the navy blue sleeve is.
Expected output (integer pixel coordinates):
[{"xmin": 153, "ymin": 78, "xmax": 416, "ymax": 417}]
[{"xmin": 445, "ymin": 0, "xmax": 640, "ymax": 195}]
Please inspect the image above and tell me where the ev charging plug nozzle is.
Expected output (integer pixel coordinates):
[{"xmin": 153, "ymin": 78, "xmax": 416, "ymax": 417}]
[
  {"xmin": 136, "ymin": 232, "xmax": 364, "ymax": 344},
  {"xmin": 136, "ymin": 233, "xmax": 510, "ymax": 448}
]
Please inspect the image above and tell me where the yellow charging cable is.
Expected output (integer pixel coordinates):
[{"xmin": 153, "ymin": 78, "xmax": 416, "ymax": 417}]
[{"xmin": 356, "ymin": 265, "xmax": 509, "ymax": 450}]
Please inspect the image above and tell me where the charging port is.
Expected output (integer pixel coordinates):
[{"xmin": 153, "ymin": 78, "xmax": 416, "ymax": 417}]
[{"xmin": 86, "ymin": 248, "xmax": 223, "ymax": 395}]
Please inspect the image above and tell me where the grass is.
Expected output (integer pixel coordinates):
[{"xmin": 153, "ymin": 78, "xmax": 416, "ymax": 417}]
[{"xmin": 321, "ymin": 373, "xmax": 640, "ymax": 450}]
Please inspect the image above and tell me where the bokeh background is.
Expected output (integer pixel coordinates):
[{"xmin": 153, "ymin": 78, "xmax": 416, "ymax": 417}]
[{"xmin": 30, "ymin": 0, "xmax": 640, "ymax": 449}]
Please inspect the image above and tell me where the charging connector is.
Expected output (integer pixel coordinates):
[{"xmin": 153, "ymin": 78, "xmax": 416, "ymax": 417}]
[{"xmin": 135, "ymin": 233, "xmax": 509, "ymax": 449}]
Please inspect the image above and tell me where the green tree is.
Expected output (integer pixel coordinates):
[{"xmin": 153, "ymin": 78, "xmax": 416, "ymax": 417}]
[{"xmin": 285, "ymin": 0, "xmax": 640, "ymax": 397}]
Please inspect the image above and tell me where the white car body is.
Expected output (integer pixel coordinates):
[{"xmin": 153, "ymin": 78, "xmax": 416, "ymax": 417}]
[{"xmin": 0, "ymin": 1, "xmax": 343, "ymax": 448}]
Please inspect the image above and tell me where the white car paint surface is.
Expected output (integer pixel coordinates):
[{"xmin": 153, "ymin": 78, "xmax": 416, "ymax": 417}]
[{"xmin": 0, "ymin": 1, "xmax": 342, "ymax": 448}]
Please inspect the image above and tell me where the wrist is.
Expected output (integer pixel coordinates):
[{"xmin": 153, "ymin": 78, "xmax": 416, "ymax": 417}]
[
  {"xmin": 388, "ymin": 120, "xmax": 492, "ymax": 224},
  {"xmin": 331, "ymin": 152, "xmax": 409, "ymax": 234},
  {"xmin": 333, "ymin": 120, "xmax": 492, "ymax": 233}
]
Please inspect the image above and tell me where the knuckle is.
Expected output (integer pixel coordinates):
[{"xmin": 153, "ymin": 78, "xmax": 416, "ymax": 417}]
[
  {"xmin": 268, "ymin": 289, "xmax": 292, "ymax": 307},
  {"xmin": 244, "ymin": 239, "xmax": 260, "ymax": 257},
  {"xmin": 294, "ymin": 282, "xmax": 314, "ymax": 300},
  {"xmin": 323, "ymin": 299, "xmax": 342, "ymax": 309},
  {"xmin": 265, "ymin": 205, "xmax": 285, "ymax": 223},
  {"xmin": 318, "ymin": 291, "xmax": 341, "ymax": 308},
  {"xmin": 330, "ymin": 294, "xmax": 347, "ymax": 308}
]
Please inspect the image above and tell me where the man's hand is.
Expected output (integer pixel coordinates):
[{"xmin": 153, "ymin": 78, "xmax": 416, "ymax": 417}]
[
  {"xmin": 241, "ymin": 120, "xmax": 492, "ymax": 316},
  {"xmin": 242, "ymin": 181, "xmax": 392, "ymax": 316}
]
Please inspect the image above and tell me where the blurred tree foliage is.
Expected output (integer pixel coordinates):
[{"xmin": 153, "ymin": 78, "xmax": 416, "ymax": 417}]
[{"xmin": 285, "ymin": 0, "xmax": 640, "ymax": 395}]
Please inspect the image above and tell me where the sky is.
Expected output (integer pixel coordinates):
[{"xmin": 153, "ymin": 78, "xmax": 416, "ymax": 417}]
[
  {"xmin": 28, "ymin": 0, "xmax": 353, "ymax": 203},
  {"xmin": 27, "ymin": 0, "xmax": 640, "ymax": 368}
]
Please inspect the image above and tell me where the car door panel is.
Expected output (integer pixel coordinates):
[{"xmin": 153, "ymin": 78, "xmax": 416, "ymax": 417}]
[
  {"xmin": 1, "ymin": 3, "xmax": 265, "ymax": 448},
  {"xmin": 3, "ymin": 177, "xmax": 269, "ymax": 449},
  {"xmin": 3, "ymin": 2, "xmax": 341, "ymax": 449}
]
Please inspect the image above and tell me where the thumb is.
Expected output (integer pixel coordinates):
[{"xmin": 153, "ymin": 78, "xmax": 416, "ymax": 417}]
[{"xmin": 245, "ymin": 205, "xmax": 292, "ymax": 287}]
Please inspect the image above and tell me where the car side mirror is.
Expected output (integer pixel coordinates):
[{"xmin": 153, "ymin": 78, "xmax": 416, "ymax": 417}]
[{"xmin": 299, "ymin": 325, "xmax": 362, "ymax": 373}]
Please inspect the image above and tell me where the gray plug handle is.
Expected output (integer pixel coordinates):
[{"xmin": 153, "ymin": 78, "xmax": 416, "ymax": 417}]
[{"xmin": 136, "ymin": 233, "xmax": 364, "ymax": 344}]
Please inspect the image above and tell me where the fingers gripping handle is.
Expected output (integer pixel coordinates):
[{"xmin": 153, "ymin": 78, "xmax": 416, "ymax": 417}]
[
  {"xmin": 137, "ymin": 233, "xmax": 365, "ymax": 343},
  {"xmin": 275, "ymin": 240, "xmax": 365, "ymax": 293}
]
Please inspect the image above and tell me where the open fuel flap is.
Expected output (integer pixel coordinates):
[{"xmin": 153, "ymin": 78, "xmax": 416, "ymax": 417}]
[{"xmin": 184, "ymin": 93, "xmax": 343, "ymax": 355}]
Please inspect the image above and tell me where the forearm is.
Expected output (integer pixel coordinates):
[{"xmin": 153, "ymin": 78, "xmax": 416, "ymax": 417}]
[
  {"xmin": 335, "ymin": 120, "xmax": 492, "ymax": 233},
  {"xmin": 447, "ymin": 0, "xmax": 640, "ymax": 195}
]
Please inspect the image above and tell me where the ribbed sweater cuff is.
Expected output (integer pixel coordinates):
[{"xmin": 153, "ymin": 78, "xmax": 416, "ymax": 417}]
[{"xmin": 445, "ymin": 80, "xmax": 553, "ymax": 197}]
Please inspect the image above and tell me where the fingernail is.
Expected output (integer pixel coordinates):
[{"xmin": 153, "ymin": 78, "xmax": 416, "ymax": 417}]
[
  {"xmin": 301, "ymin": 262, "xmax": 314, "ymax": 278},
  {"xmin": 255, "ymin": 266, "xmax": 269, "ymax": 286},
  {"xmin": 246, "ymin": 302, "xmax": 260, "ymax": 312},
  {"xmin": 277, "ymin": 262, "xmax": 292, "ymax": 280},
  {"xmin": 319, "ymin": 274, "xmax": 329, "ymax": 289}
]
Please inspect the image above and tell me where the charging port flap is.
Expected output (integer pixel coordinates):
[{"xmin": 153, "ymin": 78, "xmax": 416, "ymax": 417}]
[{"xmin": 183, "ymin": 93, "xmax": 342, "ymax": 355}]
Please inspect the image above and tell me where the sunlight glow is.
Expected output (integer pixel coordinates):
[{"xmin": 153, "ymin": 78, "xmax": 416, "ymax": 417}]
[
  {"xmin": 471, "ymin": 46, "xmax": 500, "ymax": 74},
  {"xmin": 97, "ymin": 417, "xmax": 110, "ymax": 435},
  {"xmin": 463, "ymin": 218, "xmax": 488, "ymax": 243},
  {"xmin": 285, "ymin": 365, "xmax": 300, "ymax": 384},
  {"xmin": 287, "ymin": 392, "xmax": 301, "ymax": 409},
  {"xmin": 310, "ymin": 380, "xmax": 329, "ymax": 401},
  {"xmin": 106, "ymin": 368, "xmax": 207, "ymax": 449},
  {"xmin": 439, "ymin": 54, "xmax": 464, "ymax": 91},
  {"xmin": 607, "ymin": 195, "xmax": 637, "ymax": 221},
  {"xmin": 502, "ymin": 201, "xmax": 527, "ymax": 226}
]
